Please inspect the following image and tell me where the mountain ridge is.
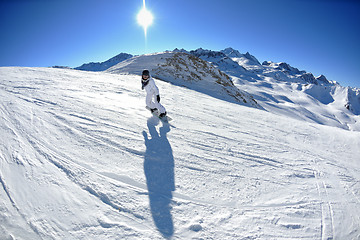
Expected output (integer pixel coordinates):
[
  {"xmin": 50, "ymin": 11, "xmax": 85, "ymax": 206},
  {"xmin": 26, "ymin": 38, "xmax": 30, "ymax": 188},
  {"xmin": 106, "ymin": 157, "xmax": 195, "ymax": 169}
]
[
  {"xmin": 73, "ymin": 47, "xmax": 360, "ymax": 130},
  {"xmin": 74, "ymin": 47, "xmax": 339, "ymax": 87},
  {"xmin": 74, "ymin": 47, "xmax": 347, "ymax": 88},
  {"xmin": 75, "ymin": 53, "xmax": 133, "ymax": 72}
]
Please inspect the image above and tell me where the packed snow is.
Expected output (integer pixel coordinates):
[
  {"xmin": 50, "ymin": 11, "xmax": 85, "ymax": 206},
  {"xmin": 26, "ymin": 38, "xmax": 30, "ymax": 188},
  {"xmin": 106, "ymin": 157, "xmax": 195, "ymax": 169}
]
[{"xmin": 1, "ymin": 66, "xmax": 360, "ymax": 239}]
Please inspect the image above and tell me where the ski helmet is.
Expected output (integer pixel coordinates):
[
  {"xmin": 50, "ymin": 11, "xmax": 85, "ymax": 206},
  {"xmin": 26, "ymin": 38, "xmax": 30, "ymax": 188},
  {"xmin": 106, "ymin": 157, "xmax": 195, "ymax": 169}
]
[{"xmin": 142, "ymin": 69, "xmax": 150, "ymax": 76}]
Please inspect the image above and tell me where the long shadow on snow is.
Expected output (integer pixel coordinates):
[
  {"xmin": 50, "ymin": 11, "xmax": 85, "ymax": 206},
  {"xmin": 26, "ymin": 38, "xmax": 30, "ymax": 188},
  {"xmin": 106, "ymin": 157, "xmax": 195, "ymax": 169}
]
[{"xmin": 143, "ymin": 116, "xmax": 175, "ymax": 238}]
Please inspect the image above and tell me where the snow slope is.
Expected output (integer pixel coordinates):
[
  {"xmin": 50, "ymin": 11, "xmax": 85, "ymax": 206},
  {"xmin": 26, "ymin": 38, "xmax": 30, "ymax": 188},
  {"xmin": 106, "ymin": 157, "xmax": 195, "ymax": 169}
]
[
  {"xmin": 74, "ymin": 48, "xmax": 360, "ymax": 131},
  {"xmin": 79, "ymin": 48, "xmax": 360, "ymax": 131},
  {"xmin": 1, "ymin": 67, "xmax": 360, "ymax": 239},
  {"xmin": 106, "ymin": 52, "xmax": 259, "ymax": 108},
  {"xmin": 75, "ymin": 53, "xmax": 133, "ymax": 72},
  {"xmin": 186, "ymin": 48, "xmax": 360, "ymax": 131},
  {"xmin": 234, "ymin": 67, "xmax": 360, "ymax": 131}
]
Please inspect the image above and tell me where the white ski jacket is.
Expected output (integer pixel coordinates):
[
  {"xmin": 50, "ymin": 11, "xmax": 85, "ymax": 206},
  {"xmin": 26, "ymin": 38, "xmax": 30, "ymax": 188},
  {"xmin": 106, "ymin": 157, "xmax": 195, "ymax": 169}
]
[{"xmin": 143, "ymin": 77, "xmax": 159, "ymax": 96}]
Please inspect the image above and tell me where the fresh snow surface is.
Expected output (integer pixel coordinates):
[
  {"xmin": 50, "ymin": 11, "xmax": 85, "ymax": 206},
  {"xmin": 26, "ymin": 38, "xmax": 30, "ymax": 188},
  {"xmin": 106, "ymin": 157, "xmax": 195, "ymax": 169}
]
[{"xmin": 1, "ymin": 67, "xmax": 360, "ymax": 239}]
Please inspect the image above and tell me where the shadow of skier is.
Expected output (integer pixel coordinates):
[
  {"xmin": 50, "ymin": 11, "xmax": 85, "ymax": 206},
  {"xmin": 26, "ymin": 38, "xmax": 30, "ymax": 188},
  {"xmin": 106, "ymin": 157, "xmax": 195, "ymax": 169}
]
[{"xmin": 143, "ymin": 116, "xmax": 175, "ymax": 238}]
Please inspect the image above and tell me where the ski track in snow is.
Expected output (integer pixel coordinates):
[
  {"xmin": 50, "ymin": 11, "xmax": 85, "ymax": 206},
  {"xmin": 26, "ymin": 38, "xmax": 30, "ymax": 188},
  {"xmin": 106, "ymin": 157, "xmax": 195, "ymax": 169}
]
[{"xmin": 0, "ymin": 67, "xmax": 360, "ymax": 239}]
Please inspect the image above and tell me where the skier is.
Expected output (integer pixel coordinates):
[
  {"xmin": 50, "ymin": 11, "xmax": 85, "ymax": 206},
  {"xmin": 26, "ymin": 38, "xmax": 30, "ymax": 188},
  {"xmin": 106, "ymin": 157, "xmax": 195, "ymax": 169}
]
[{"xmin": 141, "ymin": 69, "xmax": 167, "ymax": 118}]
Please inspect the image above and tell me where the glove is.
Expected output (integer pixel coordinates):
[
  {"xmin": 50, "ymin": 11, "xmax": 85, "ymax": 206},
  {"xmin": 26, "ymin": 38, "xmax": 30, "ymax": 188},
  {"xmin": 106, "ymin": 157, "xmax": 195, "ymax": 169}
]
[{"xmin": 157, "ymin": 95, "xmax": 160, "ymax": 102}]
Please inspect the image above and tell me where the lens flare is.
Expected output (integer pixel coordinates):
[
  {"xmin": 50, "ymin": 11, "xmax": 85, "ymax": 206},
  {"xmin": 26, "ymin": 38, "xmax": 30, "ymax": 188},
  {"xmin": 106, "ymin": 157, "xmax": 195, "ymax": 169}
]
[{"xmin": 137, "ymin": 0, "xmax": 153, "ymax": 38}]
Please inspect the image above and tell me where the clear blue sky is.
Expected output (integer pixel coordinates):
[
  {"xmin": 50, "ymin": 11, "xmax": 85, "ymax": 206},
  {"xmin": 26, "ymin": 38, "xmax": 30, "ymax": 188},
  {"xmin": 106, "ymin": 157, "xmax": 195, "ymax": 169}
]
[{"xmin": 1, "ymin": 0, "xmax": 359, "ymax": 88}]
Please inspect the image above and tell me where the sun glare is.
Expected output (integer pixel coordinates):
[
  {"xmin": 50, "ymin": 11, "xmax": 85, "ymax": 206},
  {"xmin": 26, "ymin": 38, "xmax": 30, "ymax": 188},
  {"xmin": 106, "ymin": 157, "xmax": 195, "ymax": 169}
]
[{"xmin": 137, "ymin": 0, "xmax": 153, "ymax": 38}]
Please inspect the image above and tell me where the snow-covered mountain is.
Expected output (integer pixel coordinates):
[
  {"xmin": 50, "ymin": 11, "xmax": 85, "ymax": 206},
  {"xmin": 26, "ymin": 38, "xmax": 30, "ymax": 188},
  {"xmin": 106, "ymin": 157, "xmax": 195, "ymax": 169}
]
[
  {"xmin": 106, "ymin": 51, "xmax": 259, "ymax": 108},
  {"xmin": 75, "ymin": 53, "xmax": 133, "ymax": 71},
  {"xmin": 221, "ymin": 47, "xmax": 262, "ymax": 69},
  {"xmin": 1, "ymin": 66, "xmax": 360, "ymax": 239},
  {"xmin": 188, "ymin": 48, "xmax": 248, "ymax": 78},
  {"xmin": 79, "ymin": 47, "xmax": 358, "ymax": 131}
]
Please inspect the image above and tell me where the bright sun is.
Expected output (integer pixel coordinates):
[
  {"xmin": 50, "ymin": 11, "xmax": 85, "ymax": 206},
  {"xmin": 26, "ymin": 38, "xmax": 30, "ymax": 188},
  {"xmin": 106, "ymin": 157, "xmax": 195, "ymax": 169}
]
[{"xmin": 137, "ymin": 0, "xmax": 153, "ymax": 38}]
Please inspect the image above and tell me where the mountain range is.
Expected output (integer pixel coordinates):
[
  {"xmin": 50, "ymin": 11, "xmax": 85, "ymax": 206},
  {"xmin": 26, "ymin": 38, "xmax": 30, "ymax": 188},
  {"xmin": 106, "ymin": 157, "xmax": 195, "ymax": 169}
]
[{"xmin": 75, "ymin": 47, "xmax": 360, "ymax": 131}]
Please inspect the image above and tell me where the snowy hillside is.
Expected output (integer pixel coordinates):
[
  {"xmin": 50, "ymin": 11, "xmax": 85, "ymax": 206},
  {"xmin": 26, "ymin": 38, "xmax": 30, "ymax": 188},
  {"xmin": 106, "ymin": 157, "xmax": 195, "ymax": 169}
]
[
  {"xmin": 74, "ymin": 47, "xmax": 360, "ymax": 131},
  {"xmin": 106, "ymin": 52, "xmax": 259, "ymax": 108},
  {"xmin": 1, "ymin": 67, "xmax": 360, "ymax": 239},
  {"xmin": 182, "ymin": 48, "xmax": 360, "ymax": 131},
  {"xmin": 234, "ymin": 59, "xmax": 360, "ymax": 131},
  {"xmin": 75, "ymin": 53, "xmax": 133, "ymax": 72}
]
